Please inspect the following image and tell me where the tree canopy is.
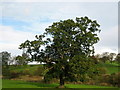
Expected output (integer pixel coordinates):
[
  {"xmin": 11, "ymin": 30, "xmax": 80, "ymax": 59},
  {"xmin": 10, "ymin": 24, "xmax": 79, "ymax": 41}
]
[
  {"xmin": 1, "ymin": 51, "xmax": 11, "ymax": 66},
  {"xmin": 19, "ymin": 16, "xmax": 101, "ymax": 86},
  {"xmin": 15, "ymin": 53, "xmax": 30, "ymax": 65}
]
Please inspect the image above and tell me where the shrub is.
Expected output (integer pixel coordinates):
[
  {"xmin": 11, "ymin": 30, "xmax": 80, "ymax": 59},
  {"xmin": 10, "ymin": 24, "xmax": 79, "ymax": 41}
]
[
  {"xmin": 98, "ymin": 74, "xmax": 110, "ymax": 83},
  {"xmin": 22, "ymin": 69, "xmax": 30, "ymax": 75},
  {"xmin": 97, "ymin": 67, "xmax": 108, "ymax": 75},
  {"xmin": 44, "ymin": 74, "xmax": 52, "ymax": 83},
  {"xmin": 99, "ymin": 83, "xmax": 111, "ymax": 86},
  {"xmin": 2, "ymin": 65, "xmax": 11, "ymax": 79},
  {"xmin": 33, "ymin": 66, "xmax": 45, "ymax": 76},
  {"xmin": 79, "ymin": 74, "xmax": 91, "ymax": 82},
  {"xmin": 109, "ymin": 72, "xmax": 120, "ymax": 87},
  {"xmin": 97, "ymin": 72, "xmax": 120, "ymax": 87},
  {"xmin": 85, "ymin": 80, "xmax": 95, "ymax": 85},
  {"xmin": 9, "ymin": 71, "xmax": 21, "ymax": 78}
]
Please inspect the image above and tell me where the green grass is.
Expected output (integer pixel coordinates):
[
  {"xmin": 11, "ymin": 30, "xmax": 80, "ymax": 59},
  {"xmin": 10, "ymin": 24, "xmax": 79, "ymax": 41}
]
[
  {"xmin": 9, "ymin": 65, "xmax": 41, "ymax": 72},
  {"xmin": 0, "ymin": 79, "xmax": 2, "ymax": 89},
  {"xmin": 8, "ymin": 65, "xmax": 43, "ymax": 76},
  {"xmin": 65, "ymin": 84, "xmax": 116, "ymax": 88},
  {"xmin": 2, "ymin": 79, "xmax": 59, "ymax": 88},
  {"xmin": 2, "ymin": 79, "xmax": 117, "ymax": 88},
  {"xmin": 8, "ymin": 62, "xmax": 119, "ymax": 75},
  {"xmin": 98, "ymin": 62, "xmax": 119, "ymax": 74},
  {"xmin": 3, "ymin": 63, "xmax": 119, "ymax": 88}
]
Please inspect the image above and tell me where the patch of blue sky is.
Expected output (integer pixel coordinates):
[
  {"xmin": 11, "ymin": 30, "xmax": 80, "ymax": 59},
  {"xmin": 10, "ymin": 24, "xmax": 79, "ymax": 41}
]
[
  {"xmin": 1, "ymin": 17, "xmax": 29, "ymax": 27},
  {"xmin": 0, "ymin": 40, "xmax": 11, "ymax": 44},
  {"xmin": 0, "ymin": 20, "xmax": 2, "ymax": 24},
  {"xmin": 39, "ymin": 17, "xmax": 54, "ymax": 23},
  {"xmin": 0, "ymin": 18, "xmax": 49, "ymax": 34}
]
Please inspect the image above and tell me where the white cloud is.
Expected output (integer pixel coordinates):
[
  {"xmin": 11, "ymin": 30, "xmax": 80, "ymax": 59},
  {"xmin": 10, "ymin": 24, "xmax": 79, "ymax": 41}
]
[
  {"xmin": 0, "ymin": 25, "xmax": 36, "ymax": 43},
  {"xmin": 1, "ymin": 0, "xmax": 119, "ymax": 2},
  {"xmin": 0, "ymin": 25, "xmax": 37, "ymax": 56},
  {"xmin": 95, "ymin": 46, "xmax": 118, "ymax": 55},
  {"xmin": 1, "ymin": 2, "xmax": 117, "ymax": 26},
  {"xmin": 94, "ymin": 26, "xmax": 118, "ymax": 54},
  {"xmin": 0, "ymin": 2, "xmax": 118, "ymax": 56},
  {"xmin": 99, "ymin": 26, "xmax": 118, "ymax": 47},
  {"xmin": 0, "ymin": 43, "xmax": 22, "ymax": 55},
  {"xmin": 22, "ymin": 22, "xmax": 52, "ymax": 33}
]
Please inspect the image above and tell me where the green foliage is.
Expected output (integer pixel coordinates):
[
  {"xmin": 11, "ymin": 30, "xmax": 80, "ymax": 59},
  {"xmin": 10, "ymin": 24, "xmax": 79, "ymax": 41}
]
[
  {"xmin": 19, "ymin": 36, "xmax": 45, "ymax": 62},
  {"xmin": 97, "ymin": 67, "xmax": 108, "ymax": 75},
  {"xmin": 98, "ymin": 72, "xmax": 120, "ymax": 87},
  {"xmin": 2, "ymin": 51, "xmax": 11, "ymax": 78},
  {"xmin": 16, "ymin": 53, "xmax": 30, "ymax": 65},
  {"xmin": 1, "ymin": 51, "xmax": 11, "ymax": 65},
  {"xmin": 44, "ymin": 16, "xmax": 101, "ymax": 85},
  {"xmin": 109, "ymin": 53, "xmax": 116, "ymax": 63},
  {"xmin": 68, "ymin": 55, "xmax": 97, "ymax": 82},
  {"xmin": 9, "ymin": 71, "xmax": 21, "ymax": 78},
  {"xmin": 115, "ymin": 53, "xmax": 120, "ymax": 64},
  {"xmin": 22, "ymin": 69, "xmax": 31, "ymax": 75},
  {"xmin": 97, "ymin": 52, "xmax": 117, "ymax": 64},
  {"xmin": 19, "ymin": 16, "xmax": 101, "ymax": 86},
  {"xmin": 2, "ymin": 66, "xmax": 10, "ymax": 79},
  {"xmin": 3, "ymin": 65, "xmax": 45, "ymax": 79},
  {"xmin": 34, "ymin": 66, "xmax": 45, "ymax": 76},
  {"xmin": 44, "ymin": 74, "xmax": 53, "ymax": 83}
]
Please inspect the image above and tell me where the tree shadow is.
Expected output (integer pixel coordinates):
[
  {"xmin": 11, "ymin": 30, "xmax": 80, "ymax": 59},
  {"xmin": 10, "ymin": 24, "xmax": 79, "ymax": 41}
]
[{"xmin": 17, "ymin": 81, "xmax": 59, "ymax": 88}]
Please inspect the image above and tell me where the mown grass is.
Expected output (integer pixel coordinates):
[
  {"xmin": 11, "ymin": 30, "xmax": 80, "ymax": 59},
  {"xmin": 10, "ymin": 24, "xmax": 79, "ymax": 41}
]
[
  {"xmin": 2, "ymin": 79, "xmax": 117, "ymax": 88},
  {"xmin": 65, "ymin": 84, "xmax": 116, "ymax": 88},
  {"xmin": 0, "ymin": 79, "xmax": 2, "ymax": 89},
  {"xmin": 98, "ymin": 62, "xmax": 119, "ymax": 74},
  {"xmin": 2, "ymin": 79, "xmax": 59, "ymax": 88}
]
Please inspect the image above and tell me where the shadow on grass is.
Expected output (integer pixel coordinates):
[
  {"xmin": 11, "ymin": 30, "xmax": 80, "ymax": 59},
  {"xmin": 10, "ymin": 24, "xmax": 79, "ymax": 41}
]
[{"xmin": 17, "ymin": 81, "xmax": 59, "ymax": 88}]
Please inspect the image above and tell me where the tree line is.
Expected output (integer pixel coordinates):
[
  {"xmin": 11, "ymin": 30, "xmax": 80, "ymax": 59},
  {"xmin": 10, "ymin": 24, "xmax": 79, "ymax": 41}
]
[{"xmin": 1, "ymin": 51, "xmax": 119, "ymax": 66}]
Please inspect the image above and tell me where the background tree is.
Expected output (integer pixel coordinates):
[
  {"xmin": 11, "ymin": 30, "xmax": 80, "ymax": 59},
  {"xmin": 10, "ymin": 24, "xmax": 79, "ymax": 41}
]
[
  {"xmin": 1, "ymin": 51, "xmax": 11, "ymax": 66},
  {"xmin": 115, "ymin": 53, "xmax": 120, "ymax": 64},
  {"xmin": 19, "ymin": 16, "xmax": 101, "ymax": 86},
  {"xmin": 1, "ymin": 51, "xmax": 11, "ymax": 78},
  {"xmin": 15, "ymin": 53, "xmax": 30, "ymax": 65},
  {"xmin": 109, "ymin": 53, "xmax": 116, "ymax": 63},
  {"xmin": 94, "ymin": 54, "xmax": 101, "ymax": 63},
  {"xmin": 100, "ymin": 52, "xmax": 109, "ymax": 63}
]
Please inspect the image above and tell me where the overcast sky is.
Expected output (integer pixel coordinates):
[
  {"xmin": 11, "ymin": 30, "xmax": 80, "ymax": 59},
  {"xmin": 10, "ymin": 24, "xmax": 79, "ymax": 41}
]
[{"xmin": 0, "ymin": 0, "xmax": 119, "ymax": 56}]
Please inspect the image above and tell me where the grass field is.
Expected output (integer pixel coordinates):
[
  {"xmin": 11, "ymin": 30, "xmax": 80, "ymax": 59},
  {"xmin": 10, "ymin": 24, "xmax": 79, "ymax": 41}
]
[
  {"xmin": 2, "ymin": 63, "xmax": 119, "ymax": 88},
  {"xmin": 2, "ymin": 79, "xmax": 58, "ymax": 88},
  {"xmin": 98, "ymin": 62, "xmax": 119, "ymax": 74},
  {"xmin": 2, "ymin": 79, "xmax": 117, "ymax": 88},
  {"xmin": 9, "ymin": 65, "xmax": 41, "ymax": 73},
  {"xmin": 9, "ymin": 62, "xmax": 119, "ymax": 75},
  {"xmin": 0, "ymin": 79, "xmax": 2, "ymax": 89}
]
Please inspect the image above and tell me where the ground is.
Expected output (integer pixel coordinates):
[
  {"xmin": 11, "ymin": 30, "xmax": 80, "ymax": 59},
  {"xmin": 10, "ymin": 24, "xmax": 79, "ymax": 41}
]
[
  {"xmin": 2, "ymin": 79, "xmax": 117, "ymax": 88},
  {"xmin": 2, "ymin": 62, "xmax": 120, "ymax": 88}
]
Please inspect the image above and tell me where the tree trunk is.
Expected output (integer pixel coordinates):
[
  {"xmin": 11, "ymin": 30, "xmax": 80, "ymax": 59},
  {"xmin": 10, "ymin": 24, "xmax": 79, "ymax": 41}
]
[{"xmin": 60, "ymin": 73, "xmax": 64, "ymax": 86}]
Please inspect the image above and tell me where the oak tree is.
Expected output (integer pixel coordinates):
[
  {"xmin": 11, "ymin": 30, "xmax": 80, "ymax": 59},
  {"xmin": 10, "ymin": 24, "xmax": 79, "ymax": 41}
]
[{"xmin": 19, "ymin": 16, "xmax": 101, "ymax": 86}]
